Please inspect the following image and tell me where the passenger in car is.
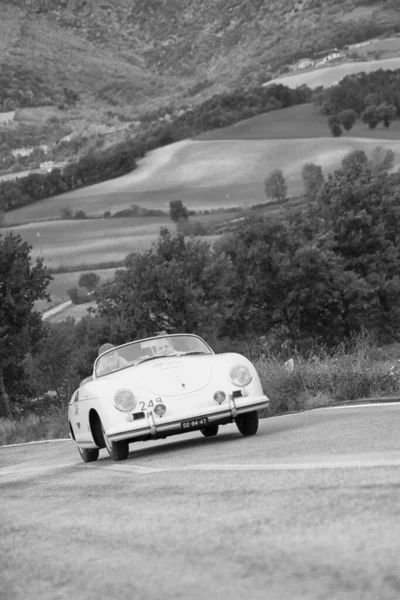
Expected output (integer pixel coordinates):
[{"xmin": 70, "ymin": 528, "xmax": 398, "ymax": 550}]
[{"xmin": 97, "ymin": 343, "xmax": 129, "ymax": 375}]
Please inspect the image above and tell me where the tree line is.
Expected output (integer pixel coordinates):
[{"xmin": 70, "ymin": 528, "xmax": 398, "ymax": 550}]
[{"xmin": 314, "ymin": 68, "xmax": 400, "ymax": 136}]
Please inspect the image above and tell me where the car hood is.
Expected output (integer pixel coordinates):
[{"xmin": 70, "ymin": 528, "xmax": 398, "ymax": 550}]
[{"xmin": 117, "ymin": 355, "xmax": 213, "ymax": 397}]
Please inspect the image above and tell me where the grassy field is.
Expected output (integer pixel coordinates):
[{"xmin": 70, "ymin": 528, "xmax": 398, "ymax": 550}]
[
  {"xmin": 353, "ymin": 36, "xmax": 400, "ymax": 59},
  {"xmin": 198, "ymin": 103, "xmax": 400, "ymax": 141},
  {"xmin": 267, "ymin": 56, "xmax": 400, "ymax": 89}
]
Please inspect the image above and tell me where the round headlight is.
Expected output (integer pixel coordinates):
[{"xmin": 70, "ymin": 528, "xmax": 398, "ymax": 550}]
[
  {"xmin": 229, "ymin": 364, "xmax": 252, "ymax": 387},
  {"xmin": 114, "ymin": 389, "xmax": 136, "ymax": 412}
]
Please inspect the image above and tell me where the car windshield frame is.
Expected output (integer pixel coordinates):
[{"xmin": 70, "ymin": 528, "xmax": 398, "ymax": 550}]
[{"xmin": 93, "ymin": 334, "xmax": 214, "ymax": 378}]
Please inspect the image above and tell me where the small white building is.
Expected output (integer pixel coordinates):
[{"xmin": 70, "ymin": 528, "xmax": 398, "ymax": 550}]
[{"xmin": 292, "ymin": 58, "xmax": 315, "ymax": 71}]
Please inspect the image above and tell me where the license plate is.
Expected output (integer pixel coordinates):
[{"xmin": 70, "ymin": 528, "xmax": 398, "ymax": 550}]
[{"xmin": 181, "ymin": 417, "xmax": 209, "ymax": 430}]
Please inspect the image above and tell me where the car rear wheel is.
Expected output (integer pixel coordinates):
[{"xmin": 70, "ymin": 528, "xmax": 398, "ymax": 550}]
[
  {"xmin": 101, "ymin": 421, "xmax": 129, "ymax": 461},
  {"xmin": 235, "ymin": 411, "xmax": 259, "ymax": 436},
  {"xmin": 78, "ymin": 446, "xmax": 99, "ymax": 463},
  {"xmin": 200, "ymin": 424, "xmax": 219, "ymax": 437}
]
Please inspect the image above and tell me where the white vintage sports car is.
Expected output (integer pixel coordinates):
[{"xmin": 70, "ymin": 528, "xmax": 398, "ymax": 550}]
[{"xmin": 68, "ymin": 334, "xmax": 270, "ymax": 462}]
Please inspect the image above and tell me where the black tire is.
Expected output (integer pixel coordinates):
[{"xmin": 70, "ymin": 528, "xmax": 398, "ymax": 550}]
[
  {"xmin": 200, "ymin": 424, "xmax": 219, "ymax": 437},
  {"xmin": 78, "ymin": 446, "xmax": 99, "ymax": 463},
  {"xmin": 235, "ymin": 411, "xmax": 259, "ymax": 436},
  {"xmin": 101, "ymin": 421, "xmax": 129, "ymax": 461}
]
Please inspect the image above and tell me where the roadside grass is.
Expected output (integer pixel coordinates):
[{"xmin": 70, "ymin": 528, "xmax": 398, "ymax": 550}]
[
  {"xmin": 257, "ymin": 334, "xmax": 400, "ymax": 417},
  {"xmin": 2, "ymin": 334, "xmax": 400, "ymax": 446},
  {"xmin": 0, "ymin": 408, "xmax": 69, "ymax": 447}
]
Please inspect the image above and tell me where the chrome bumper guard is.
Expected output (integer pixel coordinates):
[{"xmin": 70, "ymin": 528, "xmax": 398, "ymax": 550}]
[{"xmin": 108, "ymin": 394, "xmax": 270, "ymax": 442}]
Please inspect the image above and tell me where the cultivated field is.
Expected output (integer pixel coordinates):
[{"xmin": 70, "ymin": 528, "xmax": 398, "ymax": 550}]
[
  {"xmin": 4, "ymin": 217, "xmax": 176, "ymax": 268},
  {"xmin": 266, "ymin": 56, "xmax": 400, "ymax": 89}
]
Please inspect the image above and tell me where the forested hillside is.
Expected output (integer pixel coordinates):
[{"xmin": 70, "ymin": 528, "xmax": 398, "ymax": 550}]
[{"xmin": 1, "ymin": 0, "xmax": 399, "ymax": 111}]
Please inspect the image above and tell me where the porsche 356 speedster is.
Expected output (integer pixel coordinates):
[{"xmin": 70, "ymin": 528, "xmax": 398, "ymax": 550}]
[{"xmin": 68, "ymin": 334, "xmax": 270, "ymax": 462}]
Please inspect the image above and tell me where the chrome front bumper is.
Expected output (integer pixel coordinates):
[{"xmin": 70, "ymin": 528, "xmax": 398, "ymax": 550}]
[{"xmin": 108, "ymin": 394, "xmax": 270, "ymax": 443}]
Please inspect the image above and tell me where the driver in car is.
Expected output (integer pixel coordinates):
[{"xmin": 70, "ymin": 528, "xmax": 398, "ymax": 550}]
[{"xmin": 155, "ymin": 338, "xmax": 176, "ymax": 356}]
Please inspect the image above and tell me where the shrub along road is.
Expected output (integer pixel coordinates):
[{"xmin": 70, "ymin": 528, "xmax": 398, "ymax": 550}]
[{"xmin": 1, "ymin": 404, "xmax": 400, "ymax": 600}]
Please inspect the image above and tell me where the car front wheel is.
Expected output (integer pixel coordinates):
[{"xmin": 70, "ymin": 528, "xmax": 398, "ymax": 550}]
[
  {"xmin": 101, "ymin": 421, "xmax": 129, "ymax": 461},
  {"xmin": 78, "ymin": 446, "xmax": 99, "ymax": 463},
  {"xmin": 235, "ymin": 411, "xmax": 259, "ymax": 436},
  {"xmin": 200, "ymin": 424, "xmax": 219, "ymax": 437}
]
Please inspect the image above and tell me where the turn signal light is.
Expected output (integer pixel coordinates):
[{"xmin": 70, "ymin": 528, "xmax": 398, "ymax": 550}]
[{"xmin": 213, "ymin": 391, "xmax": 226, "ymax": 404}]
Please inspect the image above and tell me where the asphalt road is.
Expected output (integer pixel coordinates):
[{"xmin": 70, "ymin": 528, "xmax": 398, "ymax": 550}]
[{"xmin": 1, "ymin": 404, "xmax": 400, "ymax": 600}]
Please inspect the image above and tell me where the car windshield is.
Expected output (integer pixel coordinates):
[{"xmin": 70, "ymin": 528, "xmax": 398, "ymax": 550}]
[{"xmin": 94, "ymin": 335, "xmax": 212, "ymax": 377}]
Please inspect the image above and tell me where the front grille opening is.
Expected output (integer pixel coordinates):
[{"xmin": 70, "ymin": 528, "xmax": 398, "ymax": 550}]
[{"xmin": 133, "ymin": 412, "xmax": 145, "ymax": 420}]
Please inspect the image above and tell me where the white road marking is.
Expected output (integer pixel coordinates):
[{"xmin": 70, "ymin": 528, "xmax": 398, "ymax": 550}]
[
  {"xmin": 317, "ymin": 402, "xmax": 400, "ymax": 410},
  {"xmin": 97, "ymin": 457, "xmax": 400, "ymax": 475}
]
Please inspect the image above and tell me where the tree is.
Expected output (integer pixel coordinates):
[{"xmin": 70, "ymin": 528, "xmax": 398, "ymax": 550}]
[
  {"xmin": 328, "ymin": 116, "xmax": 342, "ymax": 137},
  {"xmin": 301, "ymin": 163, "xmax": 324, "ymax": 201},
  {"xmin": 78, "ymin": 272, "xmax": 100, "ymax": 295},
  {"xmin": 61, "ymin": 207, "xmax": 73, "ymax": 219},
  {"xmin": 0, "ymin": 233, "xmax": 52, "ymax": 416},
  {"xmin": 377, "ymin": 103, "xmax": 397, "ymax": 128},
  {"xmin": 31, "ymin": 320, "xmax": 81, "ymax": 404},
  {"xmin": 264, "ymin": 169, "xmax": 287, "ymax": 201},
  {"xmin": 169, "ymin": 200, "xmax": 189, "ymax": 223},
  {"xmin": 96, "ymin": 228, "xmax": 233, "ymax": 338},
  {"xmin": 362, "ymin": 105, "xmax": 381, "ymax": 129},
  {"xmin": 341, "ymin": 150, "xmax": 368, "ymax": 173},
  {"xmin": 369, "ymin": 147, "xmax": 395, "ymax": 174},
  {"xmin": 316, "ymin": 168, "xmax": 400, "ymax": 337},
  {"xmin": 338, "ymin": 109, "xmax": 357, "ymax": 132}
]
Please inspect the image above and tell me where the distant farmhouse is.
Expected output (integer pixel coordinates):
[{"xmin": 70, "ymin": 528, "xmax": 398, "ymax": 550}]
[
  {"xmin": 39, "ymin": 160, "xmax": 67, "ymax": 173},
  {"xmin": 290, "ymin": 48, "xmax": 346, "ymax": 71}
]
